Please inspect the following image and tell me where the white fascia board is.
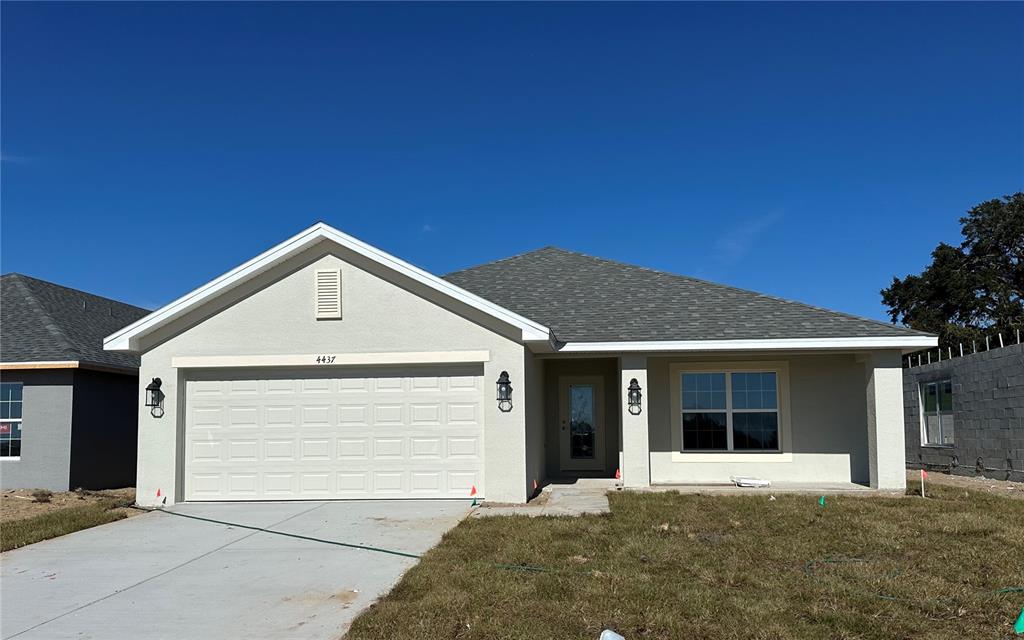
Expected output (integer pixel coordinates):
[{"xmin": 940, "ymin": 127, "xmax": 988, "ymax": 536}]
[
  {"xmin": 104, "ymin": 223, "xmax": 551, "ymax": 352},
  {"xmin": 556, "ymin": 335, "xmax": 938, "ymax": 354}
]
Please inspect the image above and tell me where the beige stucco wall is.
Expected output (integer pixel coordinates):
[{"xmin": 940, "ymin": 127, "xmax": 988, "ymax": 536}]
[
  {"xmin": 647, "ymin": 353, "xmax": 873, "ymax": 484},
  {"xmin": 864, "ymin": 350, "xmax": 906, "ymax": 489},
  {"xmin": 135, "ymin": 243, "xmax": 529, "ymax": 506}
]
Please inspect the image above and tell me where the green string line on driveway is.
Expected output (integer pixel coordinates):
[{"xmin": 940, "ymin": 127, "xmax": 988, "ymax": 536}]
[{"xmin": 131, "ymin": 505, "xmax": 422, "ymax": 559}]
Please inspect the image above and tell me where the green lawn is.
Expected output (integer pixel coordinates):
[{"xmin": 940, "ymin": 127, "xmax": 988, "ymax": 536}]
[
  {"xmin": 347, "ymin": 482, "xmax": 1024, "ymax": 640},
  {"xmin": 1, "ymin": 498, "xmax": 129, "ymax": 552}
]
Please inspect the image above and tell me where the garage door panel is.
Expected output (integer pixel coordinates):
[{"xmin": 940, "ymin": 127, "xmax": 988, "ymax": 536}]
[
  {"xmin": 410, "ymin": 437, "xmax": 442, "ymax": 458},
  {"xmin": 301, "ymin": 405, "xmax": 331, "ymax": 426},
  {"xmin": 228, "ymin": 440, "xmax": 259, "ymax": 461},
  {"xmin": 223, "ymin": 406, "xmax": 256, "ymax": 427},
  {"xmin": 228, "ymin": 473, "xmax": 258, "ymax": 496},
  {"xmin": 338, "ymin": 405, "xmax": 369, "ymax": 426},
  {"xmin": 184, "ymin": 367, "xmax": 483, "ymax": 500},
  {"xmin": 229, "ymin": 379, "xmax": 259, "ymax": 394},
  {"xmin": 265, "ymin": 406, "xmax": 297, "ymax": 426},
  {"xmin": 372, "ymin": 404, "xmax": 404, "ymax": 425},
  {"xmin": 410, "ymin": 403, "xmax": 441, "ymax": 424},
  {"xmin": 336, "ymin": 438, "xmax": 369, "ymax": 458}
]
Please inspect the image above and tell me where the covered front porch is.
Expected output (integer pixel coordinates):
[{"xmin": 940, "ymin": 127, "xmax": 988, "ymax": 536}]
[{"xmin": 527, "ymin": 349, "xmax": 907, "ymax": 494}]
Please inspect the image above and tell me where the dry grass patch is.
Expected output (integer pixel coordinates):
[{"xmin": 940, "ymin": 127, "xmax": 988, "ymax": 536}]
[{"xmin": 347, "ymin": 482, "xmax": 1024, "ymax": 640}]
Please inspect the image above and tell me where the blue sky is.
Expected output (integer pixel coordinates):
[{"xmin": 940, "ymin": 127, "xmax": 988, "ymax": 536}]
[{"xmin": 2, "ymin": 2, "xmax": 1022, "ymax": 321}]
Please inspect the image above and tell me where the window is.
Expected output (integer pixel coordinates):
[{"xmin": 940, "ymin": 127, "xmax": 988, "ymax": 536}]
[
  {"xmin": 681, "ymin": 371, "xmax": 779, "ymax": 451},
  {"xmin": 0, "ymin": 382, "xmax": 23, "ymax": 458},
  {"xmin": 920, "ymin": 379, "xmax": 953, "ymax": 446}
]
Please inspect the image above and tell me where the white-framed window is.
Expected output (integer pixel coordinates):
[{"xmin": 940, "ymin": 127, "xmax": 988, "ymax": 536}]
[
  {"xmin": 0, "ymin": 382, "xmax": 23, "ymax": 458},
  {"xmin": 679, "ymin": 370, "xmax": 781, "ymax": 451},
  {"xmin": 920, "ymin": 379, "xmax": 953, "ymax": 446}
]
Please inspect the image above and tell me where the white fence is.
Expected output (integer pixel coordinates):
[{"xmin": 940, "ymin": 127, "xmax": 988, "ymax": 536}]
[{"xmin": 904, "ymin": 328, "xmax": 1022, "ymax": 369}]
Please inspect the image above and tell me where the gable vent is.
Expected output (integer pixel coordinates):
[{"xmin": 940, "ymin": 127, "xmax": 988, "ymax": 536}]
[{"xmin": 314, "ymin": 268, "xmax": 342, "ymax": 319}]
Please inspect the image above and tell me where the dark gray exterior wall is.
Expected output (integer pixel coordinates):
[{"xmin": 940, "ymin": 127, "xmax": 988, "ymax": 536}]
[
  {"xmin": 0, "ymin": 369, "xmax": 75, "ymax": 491},
  {"xmin": 69, "ymin": 369, "xmax": 139, "ymax": 490},
  {"xmin": 903, "ymin": 343, "xmax": 1024, "ymax": 482},
  {"xmin": 0, "ymin": 368, "xmax": 139, "ymax": 491}
]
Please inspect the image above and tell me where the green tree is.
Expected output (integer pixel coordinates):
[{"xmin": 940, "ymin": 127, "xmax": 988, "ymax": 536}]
[{"xmin": 882, "ymin": 192, "xmax": 1024, "ymax": 346}]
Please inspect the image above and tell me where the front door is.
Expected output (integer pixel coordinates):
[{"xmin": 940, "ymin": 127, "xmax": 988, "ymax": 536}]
[{"xmin": 558, "ymin": 376, "xmax": 605, "ymax": 472}]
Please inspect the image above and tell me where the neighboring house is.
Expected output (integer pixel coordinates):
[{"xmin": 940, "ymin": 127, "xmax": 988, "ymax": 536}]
[
  {"xmin": 903, "ymin": 341, "xmax": 1024, "ymax": 482},
  {"xmin": 105, "ymin": 223, "xmax": 936, "ymax": 506},
  {"xmin": 0, "ymin": 274, "xmax": 150, "ymax": 491}
]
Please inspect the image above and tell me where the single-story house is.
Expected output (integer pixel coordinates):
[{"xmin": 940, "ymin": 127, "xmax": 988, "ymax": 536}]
[
  {"xmin": 105, "ymin": 223, "xmax": 936, "ymax": 506},
  {"xmin": 0, "ymin": 274, "xmax": 150, "ymax": 491}
]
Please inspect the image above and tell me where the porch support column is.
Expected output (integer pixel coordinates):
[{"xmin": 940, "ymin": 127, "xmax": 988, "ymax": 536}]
[
  {"xmin": 864, "ymin": 350, "xmax": 907, "ymax": 490},
  {"xmin": 620, "ymin": 355, "xmax": 651, "ymax": 488}
]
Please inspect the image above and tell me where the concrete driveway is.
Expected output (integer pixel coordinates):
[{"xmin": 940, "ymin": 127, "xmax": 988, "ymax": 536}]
[{"xmin": 1, "ymin": 500, "xmax": 470, "ymax": 639}]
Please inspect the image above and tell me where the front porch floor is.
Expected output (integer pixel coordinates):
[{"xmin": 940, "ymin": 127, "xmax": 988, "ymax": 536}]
[{"xmin": 645, "ymin": 480, "xmax": 879, "ymax": 495}]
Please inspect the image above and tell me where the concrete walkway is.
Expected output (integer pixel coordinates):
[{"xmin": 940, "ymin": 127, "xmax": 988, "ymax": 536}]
[
  {"xmin": 0, "ymin": 500, "xmax": 470, "ymax": 640},
  {"xmin": 472, "ymin": 479, "xmax": 613, "ymax": 517}
]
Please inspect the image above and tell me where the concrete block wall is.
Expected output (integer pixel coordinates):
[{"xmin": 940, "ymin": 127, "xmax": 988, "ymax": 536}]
[{"xmin": 903, "ymin": 342, "xmax": 1024, "ymax": 482}]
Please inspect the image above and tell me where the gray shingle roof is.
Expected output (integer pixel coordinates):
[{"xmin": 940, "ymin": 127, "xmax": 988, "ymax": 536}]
[
  {"xmin": 442, "ymin": 247, "xmax": 930, "ymax": 343},
  {"xmin": 1, "ymin": 274, "xmax": 150, "ymax": 370}
]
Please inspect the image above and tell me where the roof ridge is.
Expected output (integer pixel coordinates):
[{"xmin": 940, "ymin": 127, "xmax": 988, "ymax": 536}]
[
  {"xmin": 442, "ymin": 246, "xmax": 563, "ymax": 278},
  {"xmin": 530, "ymin": 247, "xmax": 929, "ymax": 336},
  {"xmin": 7, "ymin": 275, "xmax": 81, "ymax": 359},
  {"xmin": 1, "ymin": 272, "xmax": 149, "ymax": 314}
]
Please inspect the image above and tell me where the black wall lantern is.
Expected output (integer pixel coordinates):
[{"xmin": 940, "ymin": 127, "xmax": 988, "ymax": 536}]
[
  {"xmin": 145, "ymin": 377, "xmax": 165, "ymax": 418},
  {"xmin": 627, "ymin": 378, "xmax": 643, "ymax": 415},
  {"xmin": 496, "ymin": 371, "xmax": 513, "ymax": 412}
]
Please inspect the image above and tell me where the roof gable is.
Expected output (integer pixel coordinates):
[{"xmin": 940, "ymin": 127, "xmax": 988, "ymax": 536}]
[
  {"xmin": 1, "ymin": 274, "xmax": 149, "ymax": 369},
  {"xmin": 103, "ymin": 223, "xmax": 551, "ymax": 352},
  {"xmin": 443, "ymin": 247, "xmax": 935, "ymax": 347}
]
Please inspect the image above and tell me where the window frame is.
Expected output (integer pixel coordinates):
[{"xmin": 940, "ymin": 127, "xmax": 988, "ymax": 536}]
[
  {"xmin": 0, "ymin": 381, "xmax": 24, "ymax": 460},
  {"xmin": 669, "ymin": 361, "xmax": 792, "ymax": 459},
  {"xmin": 919, "ymin": 378, "xmax": 954, "ymax": 447}
]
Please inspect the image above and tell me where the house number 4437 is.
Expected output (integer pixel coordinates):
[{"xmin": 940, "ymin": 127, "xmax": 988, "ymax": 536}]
[{"xmin": 315, "ymin": 355, "xmax": 337, "ymax": 364}]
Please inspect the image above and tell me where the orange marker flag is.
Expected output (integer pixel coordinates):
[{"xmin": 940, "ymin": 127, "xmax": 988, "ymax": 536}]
[
  {"xmin": 156, "ymin": 488, "xmax": 161, "ymax": 498},
  {"xmin": 614, "ymin": 468, "xmax": 622, "ymax": 480},
  {"xmin": 469, "ymin": 485, "xmax": 477, "ymax": 497}
]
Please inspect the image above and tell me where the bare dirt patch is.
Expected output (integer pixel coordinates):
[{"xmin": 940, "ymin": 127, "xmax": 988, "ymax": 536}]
[
  {"xmin": 911, "ymin": 470, "xmax": 1024, "ymax": 500},
  {"xmin": 1, "ymin": 488, "xmax": 138, "ymax": 523}
]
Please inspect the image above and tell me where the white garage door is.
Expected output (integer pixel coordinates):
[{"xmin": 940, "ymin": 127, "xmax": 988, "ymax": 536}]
[{"xmin": 183, "ymin": 366, "xmax": 484, "ymax": 501}]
